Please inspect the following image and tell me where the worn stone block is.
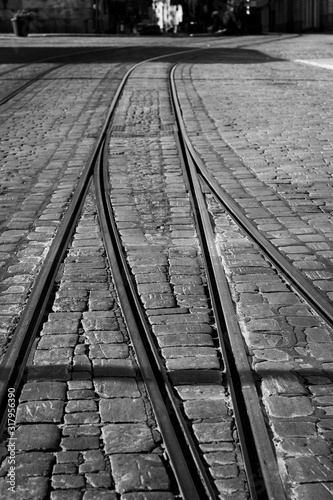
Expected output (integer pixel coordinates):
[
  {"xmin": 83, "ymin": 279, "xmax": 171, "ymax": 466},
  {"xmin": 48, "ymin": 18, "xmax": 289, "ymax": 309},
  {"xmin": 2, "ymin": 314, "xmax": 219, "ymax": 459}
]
[
  {"xmin": 16, "ymin": 424, "xmax": 60, "ymax": 451},
  {"xmin": 94, "ymin": 377, "xmax": 140, "ymax": 398},
  {"xmin": 60, "ymin": 436, "xmax": 100, "ymax": 451},
  {"xmin": 51, "ymin": 474, "xmax": 85, "ymax": 489},
  {"xmin": 16, "ymin": 400, "xmax": 64, "ymax": 423},
  {"xmin": 92, "ymin": 359, "xmax": 136, "ymax": 377},
  {"xmin": 184, "ymin": 399, "xmax": 229, "ymax": 420},
  {"xmin": 285, "ymin": 456, "xmax": 333, "ymax": 482},
  {"xmin": 193, "ymin": 422, "xmax": 233, "ymax": 442},
  {"xmin": 1, "ymin": 452, "xmax": 55, "ymax": 477},
  {"xmin": 102, "ymin": 424, "xmax": 155, "ymax": 453},
  {"xmin": 100, "ymin": 398, "xmax": 146, "ymax": 423},
  {"xmin": 85, "ymin": 472, "xmax": 112, "ymax": 488},
  {"xmin": 89, "ymin": 344, "xmax": 128, "ymax": 359},
  {"xmin": 19, "ymin": 381, "xmax": 66, "ymax": 402},
  {"xmin": 264, "ymin": 395, "xmax": 313, "ymax": 418},
  {"xmin": 176, "ymin": 385, "xmax": 225, "ymax": 400},
  {"xmin": 65, "ymin": 400, "xmax": 97, "ymax": 413},
  {"xmin": 110, "ymin": 454, "xmax": 171, "ymax": 493},
  {"xmin": 85, "ymin": 331, "xmax": 124, "ymax": 344},
  {"xmin": 51, "ymin": 489, "xmax": 83, "ymax": 500}
]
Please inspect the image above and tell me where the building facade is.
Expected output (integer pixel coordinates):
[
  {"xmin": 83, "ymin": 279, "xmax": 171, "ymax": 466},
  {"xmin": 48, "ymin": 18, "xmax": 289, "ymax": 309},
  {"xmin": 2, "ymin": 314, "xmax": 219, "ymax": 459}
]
[
  {"xmin": 0, "ymin": 0, "xmax": 332, "ymax": 34},
  {"xmin": 267, "ymin": 0, "xmax": 333, "ymax": 32}
]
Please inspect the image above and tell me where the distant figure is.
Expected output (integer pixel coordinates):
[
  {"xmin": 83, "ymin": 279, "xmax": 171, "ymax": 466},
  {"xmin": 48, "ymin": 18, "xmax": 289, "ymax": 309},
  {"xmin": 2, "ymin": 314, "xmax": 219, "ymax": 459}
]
[{"xmin": 212, "ymin": 10, "xmax": 220, "ymax": 32}]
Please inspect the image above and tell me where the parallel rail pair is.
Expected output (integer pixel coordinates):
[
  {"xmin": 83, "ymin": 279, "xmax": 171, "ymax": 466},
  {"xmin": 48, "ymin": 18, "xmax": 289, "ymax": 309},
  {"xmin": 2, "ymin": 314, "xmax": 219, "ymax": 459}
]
[{"xmin": 2, "ymin": 50, "xmax": 332, "ymax": 499}]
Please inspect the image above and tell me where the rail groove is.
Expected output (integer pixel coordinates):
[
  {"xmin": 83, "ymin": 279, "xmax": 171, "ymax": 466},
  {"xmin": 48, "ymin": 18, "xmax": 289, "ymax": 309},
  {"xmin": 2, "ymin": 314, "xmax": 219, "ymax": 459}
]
[{"xmin": 170, "ymin": 64, "xmax": 287, "ymax": 500}]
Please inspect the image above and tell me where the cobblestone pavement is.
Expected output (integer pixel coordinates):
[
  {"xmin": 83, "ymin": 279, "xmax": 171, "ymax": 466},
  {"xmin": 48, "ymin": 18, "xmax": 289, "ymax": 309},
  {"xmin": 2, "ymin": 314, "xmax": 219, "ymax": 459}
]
[
  {"xmin": 0, "ymin": 33, "xmax": 333, "ymax": 499},
  {"xmin": 0, "ymin": 60, "xmax": 131, "ymax": 359},
  {"xmin": 173, "ymin": 34, "xmax": 333, "ymax": 499}
]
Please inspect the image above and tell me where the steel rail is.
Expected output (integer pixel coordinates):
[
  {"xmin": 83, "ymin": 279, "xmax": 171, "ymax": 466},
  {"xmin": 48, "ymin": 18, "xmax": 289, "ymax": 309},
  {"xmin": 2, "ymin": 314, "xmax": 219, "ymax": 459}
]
[
  {"xmin": 0, "ymin": 64, "xmax": 62, "ymax": 106},
  {"xmin": 169, "ymin": 64, "xmax": 287, "ymax": 500},
  {"xmin": 0, "ymin": 44, "xmax": 214, "ymax": 462},
  {"xmin": 0, "ymin": 60, "xmax": 138, "ymax": 435},
  {"xmin": 94, "ymin": 133, "xmax": 217, "ymax": 500},
  {"xmin": 168, "ymin": 72, "xmax": 333, "ymax": 328}
]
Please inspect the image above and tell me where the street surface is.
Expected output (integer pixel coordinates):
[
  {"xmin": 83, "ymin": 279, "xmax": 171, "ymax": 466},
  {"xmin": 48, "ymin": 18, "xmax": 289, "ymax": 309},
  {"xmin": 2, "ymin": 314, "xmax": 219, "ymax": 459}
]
[{"xmin": 0, "ymin": 32, "xmax": 333, "ymax": 499}]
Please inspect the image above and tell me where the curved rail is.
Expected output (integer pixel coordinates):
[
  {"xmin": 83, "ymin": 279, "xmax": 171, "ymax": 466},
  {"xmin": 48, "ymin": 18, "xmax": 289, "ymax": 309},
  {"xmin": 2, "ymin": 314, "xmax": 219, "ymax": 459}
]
[
  {"xmin": 169, "ymin": 68, "xmax": 333, "ymax": 328},
  {"xmin": 0, "ymin": 47, "xmax": 215, "ymax": 494},
  {"xmin": 0, "ymin": 60, "xmax": 138, "ymax": 434},
  {"xmin": 0, "ymin": 64, "xmax": 62, "ymax": 106},
  {"xmin": 94, "ymin": 133, "xmax": 215, "ymax": 500},
  {"xmin": 169, "ymin": 64, "xmax": 287, "ymax": 500}
]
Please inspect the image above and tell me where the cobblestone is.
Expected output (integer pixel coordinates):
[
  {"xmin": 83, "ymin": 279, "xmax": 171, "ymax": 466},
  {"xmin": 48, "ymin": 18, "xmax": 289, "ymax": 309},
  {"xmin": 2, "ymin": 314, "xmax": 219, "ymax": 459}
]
[{"xmin": 1, "ymin": 34, "xmax": 333, "ymax": 499}]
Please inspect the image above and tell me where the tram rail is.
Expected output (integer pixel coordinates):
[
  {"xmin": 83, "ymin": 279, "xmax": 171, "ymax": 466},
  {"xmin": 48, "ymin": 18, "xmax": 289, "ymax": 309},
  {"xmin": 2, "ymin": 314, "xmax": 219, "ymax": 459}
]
[
  {"xmin": 0, "ymin": 52, "xmax": 229, "ymax": 500},
  {"xmin": 1, "ymin": 46, "xmax": 328, "ymax": 499}
]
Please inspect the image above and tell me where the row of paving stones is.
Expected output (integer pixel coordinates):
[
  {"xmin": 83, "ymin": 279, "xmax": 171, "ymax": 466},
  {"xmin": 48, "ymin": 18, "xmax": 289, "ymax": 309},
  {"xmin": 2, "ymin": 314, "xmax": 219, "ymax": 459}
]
[
  {"xmin": 0, "ymin": 189, "xmax": 176, "ymax": 500},
  {"xmin": 174, "ymin": 60, "xmax": 333, "ymax": 302},
  {"xmin": 206, "ymin": 193, "xmax": 333, "ymax": 500},
  {"xmin": 108, "ymin": 62, "xmax": 248, "ymax": 499},
  {"xmin": 173, "ymin": 49, "xmax": 333, "ymax": 497},
  {"xmin": 0, "ymin": 62, "xmax": 130, "ymax": 360}
]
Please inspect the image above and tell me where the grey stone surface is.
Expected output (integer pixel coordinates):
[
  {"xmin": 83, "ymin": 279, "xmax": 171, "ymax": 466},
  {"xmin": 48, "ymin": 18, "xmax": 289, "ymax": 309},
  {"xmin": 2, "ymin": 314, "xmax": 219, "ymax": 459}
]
[{"xmin": 110, "ymin": 454, "xmax": 171, "ymax": 493}]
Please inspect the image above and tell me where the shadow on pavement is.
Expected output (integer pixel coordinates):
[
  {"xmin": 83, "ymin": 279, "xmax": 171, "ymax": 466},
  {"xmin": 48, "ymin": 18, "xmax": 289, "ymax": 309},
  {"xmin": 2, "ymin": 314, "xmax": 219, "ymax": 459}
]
[{"xmin": 0, "ymin": 45, "xmax": 285, "ymax": 65}]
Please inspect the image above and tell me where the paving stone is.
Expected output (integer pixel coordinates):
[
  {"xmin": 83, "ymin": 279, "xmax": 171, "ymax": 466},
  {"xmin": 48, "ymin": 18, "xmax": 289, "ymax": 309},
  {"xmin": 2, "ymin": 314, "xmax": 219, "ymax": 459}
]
[
  {"xmin": 60, "ymin": 436, "xmax": 100, "ymax": 451},
  {"xmin": 33, "ymin": 348, "xmax": 73, "ymax": 366},
  {"xmin": 277, "ymin": 437, "xmax": 330, "ymax": 456},
  {"xmin": 152, "ymin": 323, "xmax": 213, "ymax": 335},
  {"xmin": 64, "ymin": 412, "xmax": 100, "ymax": 425},
  {"xmin": 158, "ymin": 333, "xmax": 214, "ymax": 347},
  {"xmin": 148, "ymin": 312, "xmax": 209, "ymax": 324},
  {"xmin": 140, "ymin": 293, "xmax": 176, "ymax": 309},
  {"xmin": 307, "ymin": 343, "xmax": 333, "ymax": 361},
  {"xmin": 65, "ymin": 400, "xmax": 97, "ymax": 412},
  {"xmin": 92, "ymin": 359, "xmax": 136, "ymax": 377},
  {"xmin": 38, "ymin": 334, "xmax": 78, "ymax": 348},
  {"xmin": 85, "ymin": 472, "xmax": 112, "ymax": 488},
  {"xmin": 16, "ymin": 401, "xmax": 64, "ymax": 423},
  {"xmin": 67, "ymin": 389, "xmax": 95, "ymax": 400},
  {"xmin": 100, "ymin": 398, "xmax": 146, "ymax": 423},
  {"xmin": 83, "ymin": 491, "xmax": 117, "ymax": 500},
  {"xmin": 94, "ymin": 377, "xmax": 140, "ymax": 398},
  {"xmin": 292, "ymin": 482, "xmax": 333, "ymax": 499},
  {"xmin": 243, "ymin": 318, "xmax": 281, "ymax": 332},
  {"xmin": 183, "ymin": 399, "xmax": 230, "ymax": 420},
  {"xmin": 19, "ymin": 381, "xmax": 66, "ymax": 402},
  {"xmin": 84, "ymin": 331, "xmax": 124, "ymax": 344},
  {"xmin": 51, "ymin": 474, "xmax": 85, "ymax": 489},
  {"xmin": 63, "ymin": 425, "xmax": 100, "ymax": 437},
  {"xmin": 264, "ymin": 396, "xmax": 314, "ymax": 418},
  {"xmin": 204, "ymin": 452, "xmax": 236, "ymax": 466},
  {"xmin": 16, "ymin": 424, "xmax": 60, "ymax": 451},
  {"xmin": 261, "ymin": 374, "xmax": 307, "ymax": 396},
  {"xmin": 89, "ymin": 344, "xmax": 128, "ymax": 359},
  {"xmin": 55, "ymin": 452, "xmax": 80, "ymax": 464},
  {"xmin": 285, "ymin": 456, "xmax": 333, "ymax": 482},
  {"xmin": 1, "ymin": 476, "xmax": 50, "ymax": 500},
  {"xmin": 193, "ymin": 422, "xmax": 233, "ymax": 442},
  {"xmin": 176, "ymin": 385, "xmax": 225, "ymax": 400},
  {"xmin": 166, "ymin": 355, "xmax": 219, "ymax": 370},
  {"xmin": 305, "ymin": 327, "xmax": 333, "ymax": 343},
  {"xmin": 41, "ymin": 316, "xmax": 80, "ymax": 334},
  {"xmin": 67, "ymin": 380, "xmax": 93, "ymax": 390},
  {"xmin": 0, "ymin": 452, "xmax": 55, "ymax": 477},
  {"xmin": 82, "ymin": 312, "xmax": 118, "ymax": 331},
  {"xmin": 102, "ymin": 424, "xmax": 155, "ymax": 453},
  {"xmin": 110, "ymin": 454, "xmax": 171, "ymax": 493}
]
